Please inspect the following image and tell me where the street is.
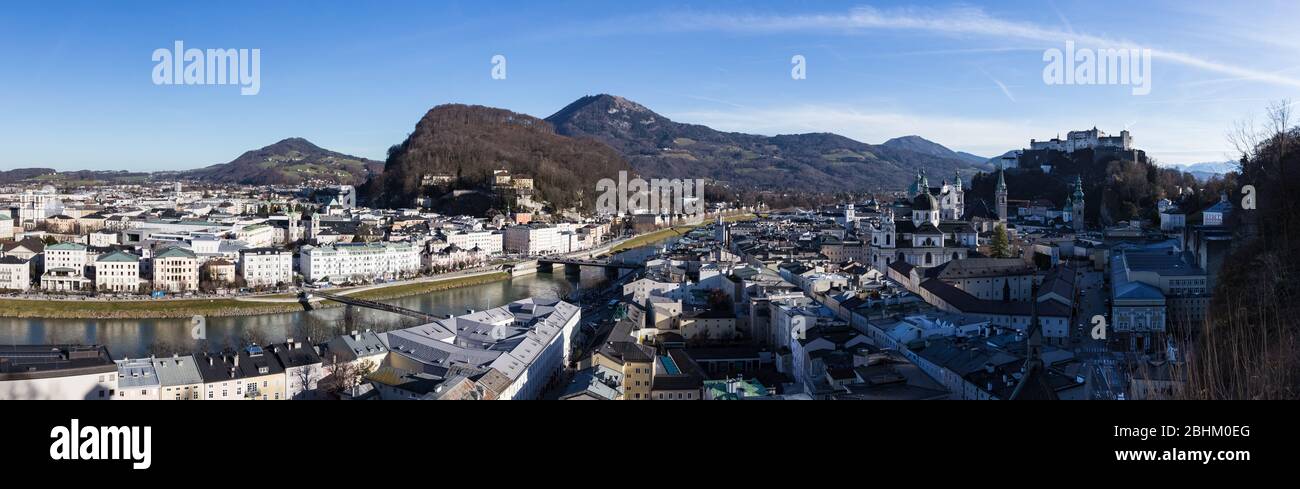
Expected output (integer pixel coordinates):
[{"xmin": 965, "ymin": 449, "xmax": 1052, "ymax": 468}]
[{"xmin": 1071, "ymin": 267, "xmax": 1128, "ymax": 400}]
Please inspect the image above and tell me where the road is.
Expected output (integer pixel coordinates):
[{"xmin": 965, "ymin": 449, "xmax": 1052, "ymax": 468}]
[{"xmin": 1071, "ymin": 267, "xmax": 1129, "ymax": 400}]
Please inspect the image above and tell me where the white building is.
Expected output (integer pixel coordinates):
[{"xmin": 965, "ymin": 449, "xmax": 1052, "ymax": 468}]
[
  {"xmin": 114, "ymin": 357, "xmax": 161, "ymax": 400},
  {"xmin": 447, "ymin": 230, "xmax": 504, "ymax": 255},
  {"xmin": 239, "ymin": 248, "xmax": 294, "ymax": 288},
  {"xmin": 153, "ymin": 246, "xmax": 200, "ymax": 293},
  {"xmin": 16, "ymin": 187, "xmax": 67, "ymax": 224},
  {"xmin": 89, "ymin": 229, "xmax": 120, "ymax": 247},
  {"xmin": 235, "ymin": 224, "xmax": 276, "ymax": 248},
  {"xmin": 41, "ymin": 242, "xmax": 92, "ymax": 291},
  {"xmin": 503, "ymin": 225, "xmax": 566, "ymax": 255},
  {"xmin": 298, "ymin": 242, "xmax": 421, "ymax": 283},
  {"xmin": 269, "ymin": 339, "xmax": 323, "ymax": 400},
  {"xmin": 95, "ymin": 250, "xmax": 141, "ymax": 293},
  {"xmin": 0, "ymin": 345, "xmax": 118, "ymax": 400},
  {"xmin": 383, "ymin": 297, "xmax": 581, "ymax": 400},
  {"xmin": 0, "ymin": 211, "xmax": 13, "ymax": 239},
  {"xmin": 0, "ymin": 256, "xmax": 30, "ymax": 291}
]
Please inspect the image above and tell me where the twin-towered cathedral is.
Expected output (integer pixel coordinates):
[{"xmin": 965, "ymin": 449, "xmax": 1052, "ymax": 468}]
[
  {"xmin": 866, "ymin": 171, "xmax": 978, "ymax": 273},
  {"xmin": 858, "ymin": 163, "xmax": 1086, "ymax": 273}
]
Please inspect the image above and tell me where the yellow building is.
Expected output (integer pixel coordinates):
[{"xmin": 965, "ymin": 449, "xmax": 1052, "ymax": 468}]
[
  {"xmin": 195, "ymin": 347, "xmax": 288, "ymax": 400},
  {"xmin": 593, "ymin": 337, "xmax": 655, "ymax": 400}
]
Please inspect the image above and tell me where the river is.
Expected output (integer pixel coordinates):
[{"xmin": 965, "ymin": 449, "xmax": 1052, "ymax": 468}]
[
  {"xmin": 0, "ymin": 235, "xmax": 676, "ymax": 358},
  {"xmin": 0, "ymin": 269, "xmax": 613, "ymax": 358}
]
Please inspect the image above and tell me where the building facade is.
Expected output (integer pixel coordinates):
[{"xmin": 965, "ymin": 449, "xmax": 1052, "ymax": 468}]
[
  {"xmin": 239, "ymin": 248, "xmax": 294, "ymax": 288},
  {"xmin": 95, "ymin": 250, "xmax": 141, "ymax": 293},
  {"xmin": 153, "ymin": 246, "xmax": 200, "ymax": 292},
  {"xmin": 298, "ymin": 242, "xmax": 421, "ymax": 283}
]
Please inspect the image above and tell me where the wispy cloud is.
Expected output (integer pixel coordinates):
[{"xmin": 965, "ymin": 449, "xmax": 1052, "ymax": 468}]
[
  {"xmin": 660, "ymin": 6, "xmax": 1300, "ymax": 89},
  {"xmin": 980, "ymin": 68, "xmax": 1016, "ymax": 103}
]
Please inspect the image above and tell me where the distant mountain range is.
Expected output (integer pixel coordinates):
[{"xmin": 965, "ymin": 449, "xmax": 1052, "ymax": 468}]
[
  {"xmin": 545, "ymin": 94, "xmax": 988, "ymax": 192},
  {"xmin": 1163, "ymin": 161, "xmax": 1237, "ymax": 181},
  {"xmin": 5, "ymin": 94, "xmax": 995, "ymax": 202},
  {"xmin": 0, "ymin": 168, "xmax": 56, "ymax": 185},
  {"xmin": 180, "ymin": 137, "xmax": 383, "ymax": 186},
  {"xmin": 882, "ymin": 135, "xmax": 990, "ymax": 167}
]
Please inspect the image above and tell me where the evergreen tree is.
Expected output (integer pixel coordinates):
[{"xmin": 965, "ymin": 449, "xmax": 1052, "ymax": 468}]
[{"xmin": 991, "ymin": 223, "xmax": 1011, "ymax": 258}]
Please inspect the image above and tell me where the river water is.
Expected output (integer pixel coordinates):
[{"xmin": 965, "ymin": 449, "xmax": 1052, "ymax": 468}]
[
  {"xmin": 0, "ymin": 270, "xmax": 612, "ymax": 358},
  {"xmin": 0, "ymin": 236, "xmax": 675, "ymax": 358}
]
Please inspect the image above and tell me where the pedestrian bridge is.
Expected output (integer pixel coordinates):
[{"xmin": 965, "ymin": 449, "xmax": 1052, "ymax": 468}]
[
  {"xmin": 536, "ymin": 257, "xmax": 643, "ymax": 270},
  {"xmin": 300, "ymin": 290, "xmax": 450, "ymax": 333}
]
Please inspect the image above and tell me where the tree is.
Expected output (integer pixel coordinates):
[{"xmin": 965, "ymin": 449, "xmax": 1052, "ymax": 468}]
[
  {"xmin": 706, "ymin": 288, "xmax": 732, "ymax": 312},
  {"xmin": 990, "ymin": 223, "xmax": 1011, "ymax": 258},
  {"xmin": 1175, "ymin": 100, "xmax": 1300, "ymax": 399},
  {"xmin": 292, "ymin": 363, "xmax": 321, "ymax": 400},
  {"xmin": 319, "ymin": 356, "xmax": 376, "ymax": 398}
]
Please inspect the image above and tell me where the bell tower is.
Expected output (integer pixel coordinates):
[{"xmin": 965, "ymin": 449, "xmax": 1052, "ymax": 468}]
[{"xmin": 995, "ymin": 162, "xmax": 1008, "ymax": 223}]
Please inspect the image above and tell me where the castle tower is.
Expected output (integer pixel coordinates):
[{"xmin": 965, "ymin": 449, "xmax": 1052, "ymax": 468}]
[{"xmin": 995, "ymin": 162, "xmax": 1008, "ymax": 223}]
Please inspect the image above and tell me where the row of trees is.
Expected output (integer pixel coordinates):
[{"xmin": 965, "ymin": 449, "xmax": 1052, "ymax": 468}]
[{"xmin": 1176, "ymin": 101, "xmax": 1299, "ymax": 399}]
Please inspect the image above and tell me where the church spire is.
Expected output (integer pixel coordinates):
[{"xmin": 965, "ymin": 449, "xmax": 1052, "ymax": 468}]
[
  {"xmin": 995, "ymin": 161, "xmax": 1008, "ymax": 223},
  {"xmin": 1009, "ymin": 283, "xmax": 1057, "ymax": 400}
]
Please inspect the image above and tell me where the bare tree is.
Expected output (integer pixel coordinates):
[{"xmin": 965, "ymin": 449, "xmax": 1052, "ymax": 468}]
[
  {"xmin": 292, "ymin": 363, "xmax": 322, "ymax": 400},
  {"xmin": 319, "ymin": 356, "xmax": 376, "ymax": 398}
]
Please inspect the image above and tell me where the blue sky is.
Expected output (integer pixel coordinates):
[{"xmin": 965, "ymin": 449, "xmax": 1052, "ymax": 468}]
[{"xmin": 1, "ymin": 0, "xmax": 1296, "ymax": 171}]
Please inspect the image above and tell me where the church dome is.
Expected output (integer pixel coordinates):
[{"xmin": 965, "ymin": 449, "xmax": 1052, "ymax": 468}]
[{"xmin": 912, "ymin": 192, "xmax": 938, "ymax": 211}]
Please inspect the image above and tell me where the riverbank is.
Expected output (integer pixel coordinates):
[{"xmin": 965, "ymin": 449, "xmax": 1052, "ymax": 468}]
[
  {"xmin": 610, "ymin": 212, "xmax": 757, "ymax": 253},
  {"xmin": 0, "ymin": 214, "xmax": 752, "ymax": 319},
  {"xmin": 0, "ymin": 271, "xmax": 510, "ymax": 320}
]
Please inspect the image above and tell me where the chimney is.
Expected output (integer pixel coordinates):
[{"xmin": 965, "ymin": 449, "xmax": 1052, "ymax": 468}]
[
  {"xmin": 233, "ymin": 355, "xmax": 239, "ymax": 367},
  {"xmin": 208, "ymin": 356, "xmax": 213, "ymax": 366}
]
